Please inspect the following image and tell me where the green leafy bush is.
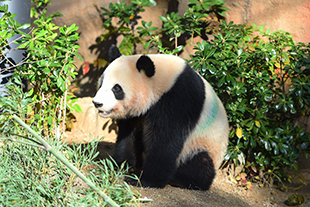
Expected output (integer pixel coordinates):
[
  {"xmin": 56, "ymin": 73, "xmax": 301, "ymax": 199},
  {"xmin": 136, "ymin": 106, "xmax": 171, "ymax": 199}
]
[
  {"xmin": 0, "ymin": 3, "xmax": 30, "ymax": 72},
  {"xmin": 99, "ymin": 0, "xmax": 227, "ymax": 55},
  {"xmin": 152, "ymin": 0, "xmax": 228, "ymax": 53},
  {"xmin": 99, "ymin": 0, "xmax": 157, "ymax": 55},
  {"xmin": 19, "ymin": 12, "xmax": 81, "ymax": 135},
  {"xmin": 144, "ymin": 0, "xmax": 228, "ymax": 54},
  {"xmin": 190, "ymin": 21, "xmax": 310, "ymax": 184},
  {"xmin": 1, "ymin": 0, "xmax": 81, "ymax": 138}
]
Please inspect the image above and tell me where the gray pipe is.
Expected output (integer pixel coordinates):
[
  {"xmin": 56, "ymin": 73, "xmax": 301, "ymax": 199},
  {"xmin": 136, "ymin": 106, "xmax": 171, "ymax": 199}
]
[{"xmin": 0, "ymin": 0, "xmax": 31, "ymax": 96}]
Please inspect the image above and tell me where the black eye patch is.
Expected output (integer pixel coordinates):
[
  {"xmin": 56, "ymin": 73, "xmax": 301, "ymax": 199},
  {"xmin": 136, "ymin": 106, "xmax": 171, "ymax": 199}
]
[{"xmin": 112, "ymin": 84, "xmax": 125, "ymax": 100}]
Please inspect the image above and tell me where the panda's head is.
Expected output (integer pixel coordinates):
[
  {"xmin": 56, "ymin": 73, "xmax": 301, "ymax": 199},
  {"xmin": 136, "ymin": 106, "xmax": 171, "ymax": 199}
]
[
  {"xmin": 92, "ymin": 46, "xmax": 157, "ymax": 118},
  {"xmin": 93, "ymin": 46, "xmax": 186, "ymax": 119}
]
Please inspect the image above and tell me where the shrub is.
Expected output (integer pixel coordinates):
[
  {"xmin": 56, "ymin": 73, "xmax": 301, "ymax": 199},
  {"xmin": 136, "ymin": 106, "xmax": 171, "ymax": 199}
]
[
  {"xmin": 99, "ymin": 0, "xmax": 157, "ymax": 55},
  {"xmin": 1, "ymin": 0, "xmax": 81, "ymax": 138},
  {"xmin": 149, "ymin": 0, "xmax": 228, "ymax": 54},
  {"xmin": 98, "ymin": 0, "xmax": 227, "ymax": 55},
  {"xmin": 190, "ymin": 21, "xmax": 310, "ymax": 184}
]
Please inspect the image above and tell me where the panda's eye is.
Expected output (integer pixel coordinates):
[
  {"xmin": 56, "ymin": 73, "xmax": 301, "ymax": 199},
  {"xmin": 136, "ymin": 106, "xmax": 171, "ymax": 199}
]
[{"xmin": 112, "ymin": 84, "xmax": 124, "ymax": 100}]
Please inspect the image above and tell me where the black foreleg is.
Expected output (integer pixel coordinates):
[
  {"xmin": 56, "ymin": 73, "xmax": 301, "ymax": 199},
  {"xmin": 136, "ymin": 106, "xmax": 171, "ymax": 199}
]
[
  {"xmin": 126, "ymin": 120, "xmax": 186, "ymax": 188},
  {"xmin": 113, "ymin": 117, "xmax": 143, "ymax": 169}
]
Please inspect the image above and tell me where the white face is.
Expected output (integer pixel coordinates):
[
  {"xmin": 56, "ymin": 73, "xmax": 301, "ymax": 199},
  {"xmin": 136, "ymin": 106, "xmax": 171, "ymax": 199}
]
[
  {"xmin": 92, "ymin": 54, "xmax": 186, "ymax": 119},
  {"xmin": 92, "ymin": 56, "xmax": 152, "ymax": 119},
  {"xmin": 93, "ymin": 79, "xmax": 123, "ymax": 118}
]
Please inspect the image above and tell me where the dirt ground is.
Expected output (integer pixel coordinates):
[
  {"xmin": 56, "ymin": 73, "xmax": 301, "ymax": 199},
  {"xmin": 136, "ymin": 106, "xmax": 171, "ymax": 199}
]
[
  {"xmin": 139, "ymin": 171, "xmax": 310, "ymax": 207},
  {"xmin": 64, "ymin": 134, "xmax": 310, "ymax": 207}
]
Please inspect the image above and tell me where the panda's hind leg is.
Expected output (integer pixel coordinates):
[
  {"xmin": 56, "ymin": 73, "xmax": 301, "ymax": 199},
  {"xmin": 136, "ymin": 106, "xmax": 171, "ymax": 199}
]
[{"xmin": 170, "ymin": 151, "xmax": 216, "ymax": 190}]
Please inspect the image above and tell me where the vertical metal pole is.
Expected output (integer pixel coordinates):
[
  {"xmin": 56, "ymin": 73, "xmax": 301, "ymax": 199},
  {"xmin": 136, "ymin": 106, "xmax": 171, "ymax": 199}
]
[{"xmin": 0, "ymin": 0, "xmax": 31, "ymax": 96}]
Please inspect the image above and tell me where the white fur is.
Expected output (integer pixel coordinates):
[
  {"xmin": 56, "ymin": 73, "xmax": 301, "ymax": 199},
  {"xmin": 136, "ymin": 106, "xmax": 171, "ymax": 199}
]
[{"xmin": 177, "ymin": 78, "xmax": 229, "ymax": 169}]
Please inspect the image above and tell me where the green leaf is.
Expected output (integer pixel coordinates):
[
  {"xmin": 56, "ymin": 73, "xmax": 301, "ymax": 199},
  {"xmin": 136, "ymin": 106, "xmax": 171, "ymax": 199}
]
[
  {"xmin": 301, "ymin": 142, "xmax": 308, "ymax": 150},
  {"xmin": 56, "ymin": 77, "xmax": 66, "ymax": 92},
  {"xmin": 275, "ymin": 102, "xmax": 283, "ymax": 110},
  {"xmin": 172, "ymin": 45, "xmax": 183, "ymax": 54},
  {"xmin": 47, "ymin": 116, "xmax": 53, "ymax": 125},
  {"xmin": 159, "ymin": 16, "xmax": 167, "ymax": 22},
  {"xmin": 217, "ymin": 76, "xmax": 226, "ymax": 87},
  {"xmin": 149, "ymin": 0, "xmax": 156, "ymax": 7},
  {"xmin": 73, "ymin": 104, "xmax": 82, "ymax": 113},
  {"xmin": 144, "ymin": 40, "xmax": 152, "ymax": 49},
  {"xmin": 264, "ymin": 140, "xmax": 271, "ymax": 151},
  {"xmin": 290, "ymin": 107, "xmax": 296, "ymax": 114}
]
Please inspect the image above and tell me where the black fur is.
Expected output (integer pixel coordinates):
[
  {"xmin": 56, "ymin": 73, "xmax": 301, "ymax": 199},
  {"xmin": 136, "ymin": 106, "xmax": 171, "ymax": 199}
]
[
  {"xmin": 114, "ymin": 117, "xmax": 144, "ymax": 170},
  {"xmin": 136, "ymin": 55, "xmax": 155, "ymax": 77},
  {"xmin": 108, "ymin": 45, "xmax": 122, "ymax": 63},
  {"xmin": 113, "ymin": 62, "xmax": 215, "ymax": 190},
  {"xmin": 170, "ymin": 151, "xmax": 215, "ymax": 190},
  {"xmin": 112, "ymin": 84, "xmax": 125, "ymax": 100}
]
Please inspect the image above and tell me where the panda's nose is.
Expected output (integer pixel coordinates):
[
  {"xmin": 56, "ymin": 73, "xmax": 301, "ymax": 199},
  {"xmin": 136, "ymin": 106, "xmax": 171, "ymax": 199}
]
[{"xmin": 92, "ymin": 100, "xmax": 103, "ymax": 108}]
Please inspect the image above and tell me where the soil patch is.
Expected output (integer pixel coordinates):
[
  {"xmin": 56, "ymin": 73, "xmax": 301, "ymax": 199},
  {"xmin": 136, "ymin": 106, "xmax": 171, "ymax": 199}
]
[{"xmin": 139, "ymin": 171, "xmax": 310, "ymax": 207}]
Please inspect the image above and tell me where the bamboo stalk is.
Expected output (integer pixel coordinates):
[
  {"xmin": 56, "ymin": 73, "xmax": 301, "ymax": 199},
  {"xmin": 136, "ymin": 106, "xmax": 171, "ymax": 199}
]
[{"xmin": 12, "ymin": 114, "xmax": 119, "ymax": 207}]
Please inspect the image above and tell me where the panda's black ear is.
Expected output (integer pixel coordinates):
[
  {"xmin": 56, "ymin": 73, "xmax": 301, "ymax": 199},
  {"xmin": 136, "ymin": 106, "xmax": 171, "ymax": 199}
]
[
  {"xmin": 136, "ymin": 55, "xmax": 155, "ymax": 77},
  {"xmin": 108, "ymin": 45, "xmax": 122, "ymax": 63}
]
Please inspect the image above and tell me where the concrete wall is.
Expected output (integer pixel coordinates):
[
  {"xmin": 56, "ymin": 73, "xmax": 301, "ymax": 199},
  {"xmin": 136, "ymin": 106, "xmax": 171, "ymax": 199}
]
[
  {"xmin": 46, "ymin": 0, "xmax": 310, "ymax": 97},
  {"xmin": 225, "ymin": 0, "xmax": 310, "ymax": 43}
]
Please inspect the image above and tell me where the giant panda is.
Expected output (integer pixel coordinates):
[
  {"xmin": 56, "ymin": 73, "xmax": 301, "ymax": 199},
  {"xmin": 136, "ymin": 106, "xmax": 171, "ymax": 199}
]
[{"xmin": 92, "ymin": 46, "xmax": 229, "ymax": 190}]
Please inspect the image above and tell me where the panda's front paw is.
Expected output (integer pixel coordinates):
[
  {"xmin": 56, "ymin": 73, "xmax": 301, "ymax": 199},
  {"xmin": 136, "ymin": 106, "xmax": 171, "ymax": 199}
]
[
  {"xmin": 124, "ymin": 176, "xmax": 165, "ymax": 188},
  {"xmin": 124, "ymin": 176, "xmax": 154, "ymax": 188}
]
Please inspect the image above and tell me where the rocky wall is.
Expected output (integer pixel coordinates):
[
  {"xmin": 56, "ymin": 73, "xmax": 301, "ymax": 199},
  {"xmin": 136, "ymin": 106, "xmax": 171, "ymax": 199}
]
[
  {"xmin": 225, "ymin": 0, "xmax": 310, "ymax": 43},
  {"xmin": 46, "ymin": 0, "xmax": 310, "ymax": 97}
]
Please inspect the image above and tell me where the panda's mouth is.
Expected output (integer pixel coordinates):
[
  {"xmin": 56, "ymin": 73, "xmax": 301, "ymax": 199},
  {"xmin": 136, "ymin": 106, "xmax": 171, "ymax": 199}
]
[{"xmin": 98, "ymin": 109, "xmax": 113, "ymax": 117}]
